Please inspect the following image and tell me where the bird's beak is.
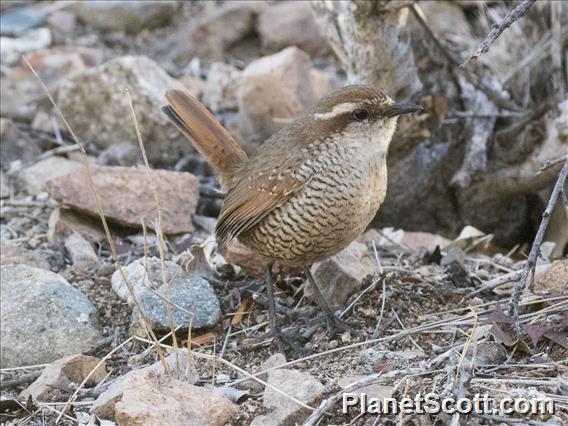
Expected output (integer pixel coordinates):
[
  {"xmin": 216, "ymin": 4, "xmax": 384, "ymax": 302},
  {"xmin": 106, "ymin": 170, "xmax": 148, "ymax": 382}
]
[{"xmin": 386, "ymin": 101, "xmax": 422, "ymax": 117}]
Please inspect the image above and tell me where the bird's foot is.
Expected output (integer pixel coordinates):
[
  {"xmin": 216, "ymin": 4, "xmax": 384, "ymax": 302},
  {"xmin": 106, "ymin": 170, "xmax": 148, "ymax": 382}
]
[
  {"xmin": 322, "ymin": 312, "xmax": 362, "ymax": 339},
  {"xmin": 270, "ymin": 326, "xmax": 312, "ymax": 355}
]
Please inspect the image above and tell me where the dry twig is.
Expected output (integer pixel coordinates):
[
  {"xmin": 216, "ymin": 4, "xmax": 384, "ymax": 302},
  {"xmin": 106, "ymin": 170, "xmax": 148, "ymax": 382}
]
[
  {"xmin": 463, "ymin": 0, "xmax": 537, "ymax": 66},
  {"xmin": 509, "ymin": 158, "xmax": 568, "ymax": 333}
]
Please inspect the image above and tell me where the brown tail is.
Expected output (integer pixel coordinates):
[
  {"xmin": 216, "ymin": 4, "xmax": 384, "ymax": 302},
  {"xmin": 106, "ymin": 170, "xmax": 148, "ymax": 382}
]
[{"xmin": 163, "ymin": 89, "xmax": 247, "ymax": 189}]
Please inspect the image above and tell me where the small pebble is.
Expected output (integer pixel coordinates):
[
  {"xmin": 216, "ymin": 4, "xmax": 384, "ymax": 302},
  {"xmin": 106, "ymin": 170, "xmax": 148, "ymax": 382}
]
[
  {"xmin": 328, "ymin": 340, "xmax": 338, "ymax": 349},
  {"xmin": 341, "ymin": 331, "xmax": 351, "ymax": 344}
]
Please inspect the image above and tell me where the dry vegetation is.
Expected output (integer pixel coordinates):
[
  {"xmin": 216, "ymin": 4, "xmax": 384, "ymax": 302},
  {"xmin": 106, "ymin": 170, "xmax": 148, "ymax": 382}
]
[{"xmin": 0, "ymin": 1, "xmax": 566, "ymax": 425}]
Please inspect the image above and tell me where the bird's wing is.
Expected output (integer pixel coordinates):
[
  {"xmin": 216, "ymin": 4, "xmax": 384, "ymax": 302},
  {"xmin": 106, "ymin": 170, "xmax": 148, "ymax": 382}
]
[{"xmin": 215, "ymin": 170, "xmax": 312, "ymax": 246}]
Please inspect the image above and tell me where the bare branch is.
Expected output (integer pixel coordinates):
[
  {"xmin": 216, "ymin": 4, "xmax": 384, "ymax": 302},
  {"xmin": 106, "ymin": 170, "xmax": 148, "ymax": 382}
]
[
  {"xmin": 463, "ymin": 0, "xmax": 537, "ymax": 66},
  {"xmin": 411, "ymin": 4, "xmax": 520, "ymax": 111},
  {"xmin": 509, "ymin": 158, "xmax": 568, "ymax": 333}
]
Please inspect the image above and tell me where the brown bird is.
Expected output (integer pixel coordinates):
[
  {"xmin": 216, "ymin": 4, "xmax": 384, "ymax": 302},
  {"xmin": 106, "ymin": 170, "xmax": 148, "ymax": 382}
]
[{"xmin": 163, "ymin": 85, "xmax": 419, "ymax": 352}]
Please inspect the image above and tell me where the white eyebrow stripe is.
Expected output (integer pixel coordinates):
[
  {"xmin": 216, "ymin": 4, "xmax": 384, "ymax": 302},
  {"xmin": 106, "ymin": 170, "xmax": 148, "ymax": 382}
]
[{"xmin": 314, "ymin": 102, "xmax": 359, "ymax": 120}]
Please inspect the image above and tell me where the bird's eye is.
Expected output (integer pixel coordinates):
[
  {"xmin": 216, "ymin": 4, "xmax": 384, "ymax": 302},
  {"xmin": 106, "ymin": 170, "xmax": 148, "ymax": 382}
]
[{"xmin": 352, "ymin": 108, "xmax": 369, "ymax": 121}]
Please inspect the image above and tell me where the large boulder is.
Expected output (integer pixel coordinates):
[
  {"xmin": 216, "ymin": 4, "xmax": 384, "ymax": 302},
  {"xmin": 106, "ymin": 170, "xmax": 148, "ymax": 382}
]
[
  {"xmin": 235, "ymin": 47, "xmax": 337, "ymax": 151},
  {"xmin": 52, "ymin": 56, "xmax": 189, "ymax": 165},
  {"xmin": 257, "ymin": 2, "xmax": 329, "ymax": 55},
  {"xmin": 0, "ymin": 265, "xmax": 102, "ymax": 367},
  {"xmin": 72, "ymin": 1, "xmax": 179, "ymax": 34}
]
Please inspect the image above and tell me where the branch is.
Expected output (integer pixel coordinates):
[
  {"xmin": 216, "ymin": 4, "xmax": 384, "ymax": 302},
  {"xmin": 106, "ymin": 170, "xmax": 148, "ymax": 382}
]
[
  {"xmin": 411, "ymin": 4, "xmax": 520, "ymax": 111},
  {"xmin": 509, "ymin": 158, "xmax": 568, "ymax": 333},
  {"xmin": 463, "ymin": 0, "xmax": 537, "ymax": 66}
]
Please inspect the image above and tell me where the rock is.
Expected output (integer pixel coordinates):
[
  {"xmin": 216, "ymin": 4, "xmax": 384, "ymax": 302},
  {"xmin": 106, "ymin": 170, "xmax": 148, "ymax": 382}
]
[
  {"xmin": 1, "ymin": 46, "xmax": 103, "ymax": 119},
  {"xmin": 0, "ymin": 265, "xmax": 102, "ymax": 368},
  {"xmin": 238, "ymin": 353, "xmax": 287, "ymax": 393},
  {"xmin": 178, "ymin": 75, "xmax": 206, "ymax": 100},
  {"xmin": 112, "ymin": 369, "xmax": 237, "ymax": 426},
  {"xmin": 235, "ymin": 47, "xmax": 337, "ymax": 151},
  {"xmin": 17, "ymin": 156, "xmax": 83, "ymax": 195},
  {"xmin": 362, "ymin": 228, "xmax": 452, "ymax": 252},
  {"xmin": 535, "ymin": 259, "xmax": 568, "ymax": 293},
  {"xmin": 471, "ymin": 342, "xmax": 507, "ymax": 366},
  {"xmin": 0, "ymin": 118, "xmax": 41, "ymax": 169},
  {"xmin": 111, "ymin": 257, "xmax": 182, "ymax": 305},
  {"xmin": 251, "ymin": 368, "xmax": 324, "ymax": 426},
  {"xmin": 25, "ymin": 45, "xmax": 103, "ymax": 80},
  {"xmin": 0, "ymin": 239, "xmax": 38, "ymax": 267},
  {"xmin": 52, "ymin": 56, "xmax": 189, "ymax": 165},
  {"xmin": 45, "ymin": 10, "xmax": 77, "ymax": 36},
  {"xmin": 257, "ymin": 2, "xmax": 328, "ymax": 55},
  {"xmin": 47, "ymin": 208, "xmax": 106, "ymax": 244},
  {"xmin": 442, "ymin": 247, "xmax": 472, "ymax": 288},
  {"xmin": 96, "ymin": 142, "xmax": 139, "ymax": 167},
  {"xmin": 46, "ymin": 165, "xmax": 199, "ymax": 234},
  {"xmin": 203, "ymin": 62, "xmax": 242, "ymax": 112},
  {"xmin": 0, "ymin": 7, "xmax": 44, "ymax": 36},
  {"xmin": 64, "ymin": 232, "xmax": 98, "ymax": 271},
  {"xmin": 72, "ymin": 1, "xmax": 178, "ymax": 34},
  {"xmin": 91, "ymin": 352, "xmax": 199, "ymax": 420},
  {"xmin": 307, "ymin": 241, "xmax": 374, "ymax": 307},
  {"xmin": 0, "ymin": 27, "xmax": 51, "ymax": 65},
  {"xmin": 20, "ymin": 354, "xmax": 106, "ymax": 401},
  {"xmin": 338, "ymin": 375, "xmax": 393, "ymax": 400},
  {"xmin": 258, "ymin": 353, "xmax": 286, "ymax": 382},
  {"xmin": 168, "ymin": 2, "xmax": 258, "ymax": 66},
  {"xmin": 132, "ymin": 275, "xmax": 221, "ymax": 333}
]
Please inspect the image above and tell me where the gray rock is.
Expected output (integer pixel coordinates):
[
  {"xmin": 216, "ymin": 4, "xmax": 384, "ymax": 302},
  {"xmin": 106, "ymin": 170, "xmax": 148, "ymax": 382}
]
[
  {"xmin": 0, "ymin": 118, "xmax": 41, "ymax": 169},
  {"xmin": 235, "ymin": 47, "xmax": 337, "ymax": 151},
  {"xmin": 0, "ymin": 265, "xmax": 102, "ymax": 368},
  {"xmin": 16, "ymin": 156, "xmax": 82, "ymax": 195},
  {"xmin": 52, "ymin": 56, "xmax": 189, "ymax": 165},
  {"xmin": 203, "ymin": 62, "xmax": 242, "ymax": 112},
  {"xmin": 0, "ymin": 239, "xmax": 38, "ymax": 267},
  {"xmin": 257, "ymin": 2, "xmax": 329, "ymax": 55},
  {"xmin": 2, "ymin": 46, "xmax": 103, "ymax": 120},
  {"xmin": 307, "ymin": 241, "xmax": 375, "ymax": 307},
  {"xmin": 251, "ymin": 368, "xmax": 324, "ymax": 426},
  {"xmin": 72, "ymin": 1, "xmax": 178, "ymax": 34},
  {"xmin": 96, "ymin": 142, "xmax": 139, "ymax": 167},
  {"xmin": 132, "ymin": 275, "xmax": 221, "ymax": 332},
  {"xmin": 0, "ymin": 7, "xmax": 44, "ymax": 36},
  {"xmin": 64, "ymin": 232, "xmax": 98, "ymax": 271},
  {"xmin": 0, "ymin": 27, "xmax": 51, "ymax": 65},
  {"xmin": 111, "ymin": 257, "xmax": 182, "ymax": 305},
  {"xmin": 258, "ymin": 353, "xmax": 286, "ymax": 382}
]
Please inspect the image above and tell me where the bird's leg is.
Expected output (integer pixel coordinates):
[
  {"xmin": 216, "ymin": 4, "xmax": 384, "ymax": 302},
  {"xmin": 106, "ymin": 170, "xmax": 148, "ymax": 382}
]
[
  {"xmin": 265, "ymin": 264, "xmax": 307, "ymax": 353},
  {"xmin": 305, "ymin": 267, "xmax": 360, "ymax": 337}
]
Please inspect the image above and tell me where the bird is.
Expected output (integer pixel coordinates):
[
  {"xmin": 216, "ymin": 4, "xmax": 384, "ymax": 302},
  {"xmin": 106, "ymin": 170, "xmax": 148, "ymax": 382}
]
[{"xmin": 163, "ymin": 85, "xmax": 420, "ymax": 352}]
